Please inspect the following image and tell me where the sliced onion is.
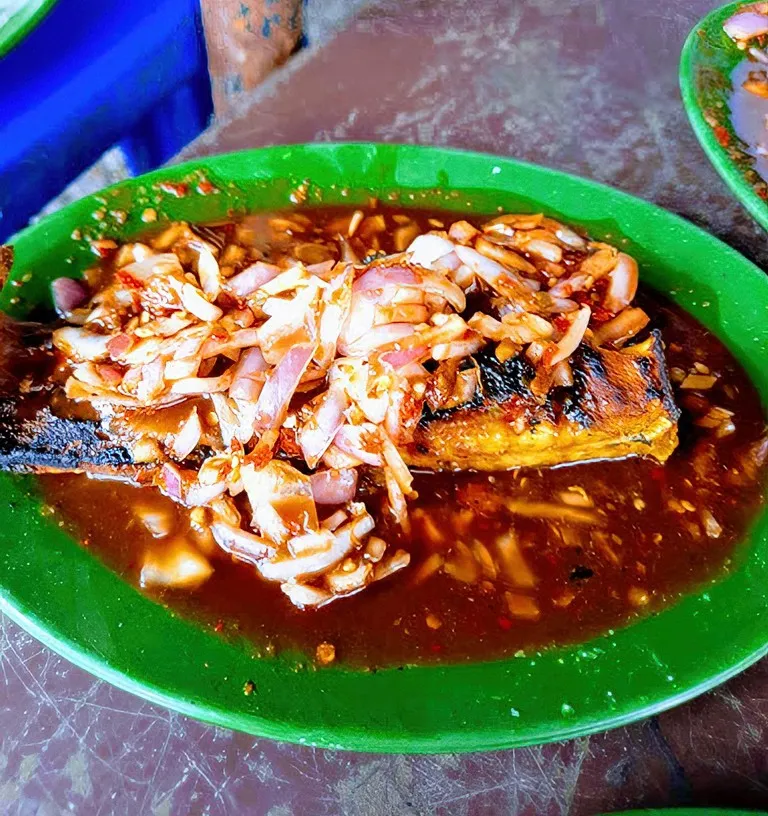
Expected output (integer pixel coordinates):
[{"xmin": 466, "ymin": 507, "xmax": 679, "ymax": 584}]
[
  {"xmin": 257, "ymin": 529, "xmax": 347, "ymax": 582},
  {"xmin": 201, "ymin": 328, "xmax": 261, "ymax": 359},
  {"xmin": 321, "ymin": 509, "xmax": 349, "ymax": 531},
  {"xmin": 453, "ymin": 244, "xmax": 535, "ymax": 306},
  {"xmin": 121, "ymin": 253, "xmax": 181, "ymax": 282},
  {"xmin": 306, "ymin": 259, "xmax": 336, "ymax": 278},
  {"xmin": 379, "ymin": 346, "xmax": 429, "ymax": 369},
  {"xmin": 548, "ymin": 272, "xmax": 593, "ymax": 299},
  {"xmin": 257, "ymin": 283, "xmax": 320, "ymax": 364},
  {"xmin": 343, "ymin": 323, "xmax": 416, "ymax": 356},
  {"xmin": 209, "ymin": 393, "xmax": 240, "ymax": 447},
  {"xmin": 376, "ymin": 303, "xmax": 429, "ymax": 325},
  {"xmin": 229, "ymin": 347, "xmax": 268, "ymax": 401},
  {"xmin": 134, "ymin": 314, "xmax": 194, "ymax": 339},
  {"xmin": 380, "ymin": 432, "xmax": 414, "ymax": 495},
  {"xmin": 470, "ymin": 311, "xmax": 553, "ymax": 344},
  {"xmin": 119, "ymin": 336, "xmax": 164, "ymax": 366},
  {"xmin": 170, "ymin": 326, "xmax": 211, "ymax": 361},
  {"xmin": 281, "ymin": 583, "xmax": 333, "ymax": 609},
  {"xmin": 98, "ymin": 363, "xmax": 124, "ymax": 386},
  {"xmin": 51, "ymin": 278, "xmax": 88, "ymax": 315},
  {"xmin": 106, "ymin": 333, "xmax": 133, "ymax": 359},
  {"xmin": 227, "ymin": 261, "xmax": 281, "ymax": 296},
  {"xmin": 397, "ymin": 313, "xmax": 470, "ymax": 353},
  {"xmin": 372, "ymin": 549, "xmax": 411, "ymax": 582},
  {"xmin": 322, "ymin": 444, "xmax": 364, "ymax": 469},
  {"xmin": 259, "ymin": 265, "xmax": 309, "ymax": 296},
  {"xmin": 253, "ymin": 342, "xmax": 316, "ymax": 431},
  {"xmin": 170, "ymin": 369, "xmax": 234, "ymax": 395},
  {"xmin": 524, "ymin": 239, "xmax": 562, "ymax": 263},
  {"xmin": 140, "ymin": 544, "xmax": 212, "ymax": 590},
  {"xmin": 448, "ymin": 220, "xmax": 479, "ymax": 244},
  {"xmin": 539, "ymin": 295, "xmax": 579, "ymax": 314},
  {"xmin": 431, "ymin": 333, "xmax": 484, "ymax": 361},
  {"xmin": 500, "ymin": 312, "xmax": 554, "ymax": 343},
  {"xmin": 172, "ymin": 408, "xmax": 202, "ymax": 460},
  {"xmin": 52, "ymin": 327, "xmax": 111, "ymax": 362},
  {"xmin": 338, "ymin": 288, "xmax": 377, "ymax": 348},
  {"xmin": 186, "ymin": 481, "xmax": 228, "ymax": 507},
  {"xmin": 551, "ymin": 359, "xmax": 574, "ymax": 388},
  {"xmin": 164, "ymin": 358, "xmax": 200, "ymax": 381},
  {"xmin": 550, "ymin": 305, "xmax": 591, "ymax": 365},
  {"xmin": 474, "ymin": 236, "xmax": 537, "ymax": 275},
  {"xmin": 241, "ymin": 460, "xmax": 319, "ymax": 544},
  {"xmin": 160, "ymin": 462, "xmax": 184, "ymax": 501},
  {"xmin": 71, "ymin": 362, "xmax": 106, "ymax": 387},
  {"xmin": 406, "ymin": 234, "xmax": 456, "ymax": 268},
  {"xmin": 724, "ymin": 11, "xmax": 768, "ymax": 41},
  {"xmin": 325, "ymin": 561, "xmax": 373, "ymax": 594},
  {"xmin": 468, "ymin": 312, "xmax": 506, "ymax": 341},
  {"xmin": 384, "ymin": 467, "xmax": 409, "ymax": 531},
  {"xmin": 555, "ymin": 225, "xmax": 587, "ymax": 249},
  {"xmin": 591, "ymin": 307, "xmax": 650, "ymax": 347},
  {"xmin": 316, "ymin": 265, "xmax": 354, "ymax": 367},
  {"xmin": 192, "ymin": 241, "xmax": 223, "ymax": 299},
  {"xmin": 333, "ymin": 425, "xmax": 383, "ymax": 466},
  {"xmin": 211, "ymin": 522, "xmax": 275, "ymax": 564},
  {"xmin": 310, "ymin": 468, "xmax": 359, "ymax": 504},
  {"xmin": 383, "ymin": 378, "xmax": 422, "ymax": 442},
  {"xmin": 419, "ymin": 271, "xmax": 466, "ymax": 312},
  {"xmin": 604, "ymin": 253, "xmax": 639, "ymax": 313},
  {"xmin": 352, "ymin": 264, "xmax": 420, "ymax": 294},
  {"xmin": 178, "ymin": 282, "xmax": 223, "ymax": 322},
  {"xmin": 297, "ymin": 381, "xmax": 349, "ymax": 468}
]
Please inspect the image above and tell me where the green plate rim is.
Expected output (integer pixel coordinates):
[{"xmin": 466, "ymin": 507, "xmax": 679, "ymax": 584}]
[
  {"xmin": 601, "ymin": 810, "xmax": 766, "ymax": 816},
  {"xmin": 0, "ymin": 0, "xmax": 57, "ymax": 59},
  {"xmin": 2, "ymin": 142, "xmax": 767, "ymax": 754},
  {"xmin": 680, "ymin": 0, "xmax": 768, "ymax": 231}
]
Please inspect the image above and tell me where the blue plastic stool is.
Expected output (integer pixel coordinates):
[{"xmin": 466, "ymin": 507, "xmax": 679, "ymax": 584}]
[{"xmin": 0, "ymin": 0, "xmax": 213, "ymax": 241}]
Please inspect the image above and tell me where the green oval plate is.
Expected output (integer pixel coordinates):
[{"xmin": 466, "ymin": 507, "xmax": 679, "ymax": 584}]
[
  {"xmin": 0, "ymin": 0, "xmax": 57, "ymax": 59},
  {"xmin": 2, "ymin": 143, "xmax": 767, "ymax": 754},
  {"xmin": 602, "ymin": 811, "xmax": 766, "ymax": 816},
  {"xmin": 680, "ymin": 0, "xmax": 768, "ymax": 231}
]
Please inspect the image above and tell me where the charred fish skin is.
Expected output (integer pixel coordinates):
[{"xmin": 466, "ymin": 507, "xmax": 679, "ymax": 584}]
[
  {"xmin": 405, "ymin": 330, "xmax": 680, "ymax": 472},
  {"xmin": 0, "ymin": 397, "xmax": 135, "ymax": 474},
  {"xmin": 563, "ymin": 329, "xmax": 680, "ymax": 429}
]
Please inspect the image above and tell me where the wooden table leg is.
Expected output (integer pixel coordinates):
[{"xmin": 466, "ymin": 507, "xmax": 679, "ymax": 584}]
[{"xmin": 199, "ymin": 0, "xmax": 303, "ymax": 119}]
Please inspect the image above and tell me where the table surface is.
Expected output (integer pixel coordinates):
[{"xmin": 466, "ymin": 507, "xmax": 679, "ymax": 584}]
[{"xmin": 5, "ymin": 1, "xmax": 768, "ymax": 813}]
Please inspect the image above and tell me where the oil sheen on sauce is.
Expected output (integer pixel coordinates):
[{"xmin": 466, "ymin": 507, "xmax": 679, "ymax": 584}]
[{"xmin": 38, "ymin": 209, "xmax": 768, "ymax": 669}]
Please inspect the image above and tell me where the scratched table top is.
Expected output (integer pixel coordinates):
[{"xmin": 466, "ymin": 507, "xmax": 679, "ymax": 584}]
[{"xmin": 4, "ymin": 1, "xmax": 768, "ymax": 813}]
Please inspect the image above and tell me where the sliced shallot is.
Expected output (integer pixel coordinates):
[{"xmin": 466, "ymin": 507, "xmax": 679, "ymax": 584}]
[
  {"xmin": 550, "ymin": 305, "xmax": 591, "ymax": 365},
  {"xmin": 51, "ymin": 277, "xmax": 89, "ymax": 316},
  {"xmin": 310, "ymin": 468, "xmax": 359, "ymax": 504},
  {"xmin": 171, "ymin": 408, "xmax": 203, "ymax": 460},
  {"xmin": 227, "ymin": 261, "xmax": 281, "ymax": 296}
]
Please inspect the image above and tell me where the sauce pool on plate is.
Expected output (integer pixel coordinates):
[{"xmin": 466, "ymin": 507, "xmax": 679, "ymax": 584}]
[{"xmin": 35, "ymin": 207, "xmax": 767, "ymax": 668}]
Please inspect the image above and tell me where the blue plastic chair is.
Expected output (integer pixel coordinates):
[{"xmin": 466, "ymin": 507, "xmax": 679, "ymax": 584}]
[{"xmin": 0, "ymin": 0, "xmax": 213, "ymax": 241}]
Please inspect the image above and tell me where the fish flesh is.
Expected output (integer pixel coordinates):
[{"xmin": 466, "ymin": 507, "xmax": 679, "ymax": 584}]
[
  {"xmin": 0, "ymin": 328, "xmax": 678, "ymax": 476},
  {"xmin": 404, "ymin": 330, "xmax": 679, "ymax": 471}
]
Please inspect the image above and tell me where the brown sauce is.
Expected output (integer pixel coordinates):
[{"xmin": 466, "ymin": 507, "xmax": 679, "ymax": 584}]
[{"xmin": 37, "ymin": 207, "xmax": 768, "ymax": 668}]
